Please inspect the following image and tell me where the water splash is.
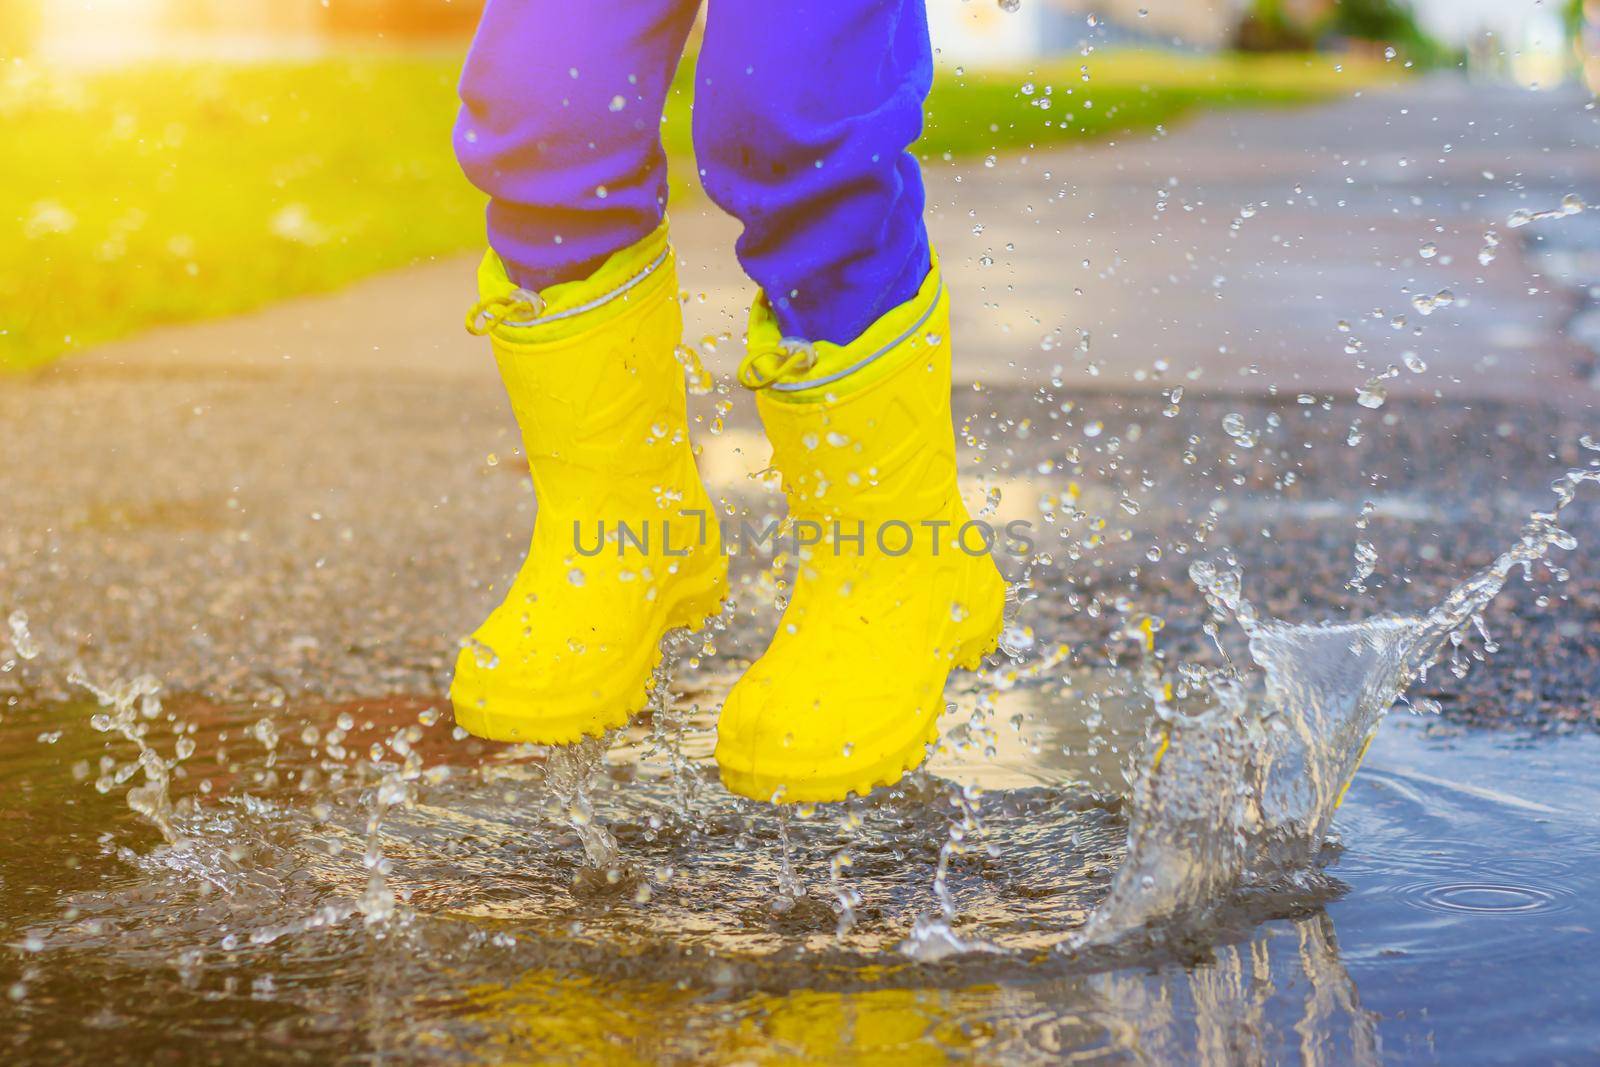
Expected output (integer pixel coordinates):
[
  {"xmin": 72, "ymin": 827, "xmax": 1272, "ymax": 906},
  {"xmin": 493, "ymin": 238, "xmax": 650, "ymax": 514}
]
[
  {"xmin": 1076, "ymin": 449, "xmax": 1600, "ymax": 944},
  {"xmin": 772, "ymin": 805, "xmax": 806, "ymax": 907},
  {"xmin": 828, "ymin": 841, "xmax": 861, "ymax": 937},
  {"xmin": 545, "ymin": 733, "xmax": 621, "ymax": 870},
  {"xmin": 1506, "ymin": 193, "xmax": 1586, "ymax": 229},
  {"xmin": 67, "ymin": 669, "xmax": 183, "ymax": 844},
  {"xmin": 641, "ymin": 633, "xmax": 705, "ymax": 825},
  {"xmin": 899, "ymin": 781, "xmax": 1002, "ymax": 961},
  {"xmin": 357, "ymin": 748, "xmax": 425, "ymax": 928},
  {"xmin": 8, "ymin": 609, "xmax": 40, "ymax": 661}
]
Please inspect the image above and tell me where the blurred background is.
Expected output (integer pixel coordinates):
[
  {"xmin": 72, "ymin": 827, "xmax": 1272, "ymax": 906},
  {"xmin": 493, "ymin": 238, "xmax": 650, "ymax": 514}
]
[
  {"xmin": 0, "ymin": 0, "xmax": 1594, "ymax": 372},
  {"xmin": 4, "ymin": 5, "xmax": 1600, "ymax": 1061},
  {"xmin": 5, "ymin": 0, "xmax": 1594, "ymax": 74}
]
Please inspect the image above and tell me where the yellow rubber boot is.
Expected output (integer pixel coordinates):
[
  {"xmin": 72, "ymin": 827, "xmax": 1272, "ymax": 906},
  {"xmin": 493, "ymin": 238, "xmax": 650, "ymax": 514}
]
[
  {"xmin": 450, "ymin": 224, "xmax": 727, "ymax": 745},
  {"xmin": 715, "ymin": 256, "xmax": 1008, "ymax": 803}
]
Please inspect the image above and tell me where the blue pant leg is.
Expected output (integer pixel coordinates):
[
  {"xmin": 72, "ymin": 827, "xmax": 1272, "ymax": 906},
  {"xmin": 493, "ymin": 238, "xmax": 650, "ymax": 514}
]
[
  {"xmin": 455, "ymin": 0, "xmax": 701, "ymax": 289},
  {"xmin": 694, "ymin": 0, "xmax": 934, "ymax": 345}
]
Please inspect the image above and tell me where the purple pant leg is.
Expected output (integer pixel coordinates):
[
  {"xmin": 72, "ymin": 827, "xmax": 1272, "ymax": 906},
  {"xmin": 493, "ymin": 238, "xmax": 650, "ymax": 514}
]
[
  {"xmin": 694, "ymin": 0, "xmax": 934, "ymax": 345},
  {"xmin": 455, "ymin": 0, "xmax": 935, "ymax": 348},
  {"xmin": 454, "ymin": 0, "xmax": 699, "ymax": 290}
]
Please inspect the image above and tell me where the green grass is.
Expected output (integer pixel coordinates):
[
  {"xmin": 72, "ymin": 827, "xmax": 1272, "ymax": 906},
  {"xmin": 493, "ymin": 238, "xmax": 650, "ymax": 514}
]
[
  {"xmin": 0, "ymin": 50, "xmax": 1396, "ymax": 371},
  {"xmin": 0, "ymin": 56, "xmax": 477, "ymax": 371},
  {"xmin": 918, "ymin": 51, "xmax": 1398, "ymax": 157}
]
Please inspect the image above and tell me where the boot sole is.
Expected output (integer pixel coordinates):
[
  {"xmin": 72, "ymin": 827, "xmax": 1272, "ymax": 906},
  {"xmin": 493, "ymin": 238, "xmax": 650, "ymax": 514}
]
[
  {"xmin": 450, "ymin": 570, "xmax": 727, "ymax": 746},
  {"xmin": 716, "ymin": 603, "xmax": 1004, "ymax": 804}
]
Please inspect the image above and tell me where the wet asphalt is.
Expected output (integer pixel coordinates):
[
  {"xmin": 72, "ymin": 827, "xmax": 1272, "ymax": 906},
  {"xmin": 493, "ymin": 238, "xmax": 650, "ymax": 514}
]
[{"xmin": 2, "ymin": 77, "xmax": 1598, "ymax": 731}]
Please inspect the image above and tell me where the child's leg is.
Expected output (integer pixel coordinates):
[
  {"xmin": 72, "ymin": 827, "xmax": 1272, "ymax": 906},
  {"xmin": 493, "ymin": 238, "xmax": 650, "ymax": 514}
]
[
  {"xmin": 700, "ymin": 2, "xmax": 1009, "ymax": 804},
  {"xmin": 693, "ymin": 0, "xmax": 934, "ymax": 346},
  {"xmin": 455, "ymin": 0, "xmax": 701, "ymax": 290},
  {"xmin": 448, "ymin": 1, "xmax": 728, "ymax": 749}
]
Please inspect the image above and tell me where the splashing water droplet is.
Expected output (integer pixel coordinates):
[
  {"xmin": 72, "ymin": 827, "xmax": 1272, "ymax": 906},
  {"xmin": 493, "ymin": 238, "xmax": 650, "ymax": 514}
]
[
  {"xmin": 1508, "ymin": 195, "xmax": 1586, "ymax": 229},
  {"xmin": 1221, "ymin": 412, "xmax": 1259, "ymax": 449},
  {"xmin": 7, "ymin": 611, "xmax": 39, "ymax": 660},
  {"xmin": 1348, "ymin": 541, "xmax": 1379, "ymax": 592},
  {"xmin": 460, "ymin": 637, "xmax": 498, "ymax": 670},
  {"xmin": 1478, "ymin": 230, "xmax": 1500, "ymax": 266}
]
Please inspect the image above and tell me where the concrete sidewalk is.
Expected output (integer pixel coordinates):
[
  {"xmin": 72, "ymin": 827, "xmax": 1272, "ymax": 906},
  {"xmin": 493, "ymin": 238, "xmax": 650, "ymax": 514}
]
[{"xmin": 50, "ymin": 78, "xmax": 1599, "ymax": 404}]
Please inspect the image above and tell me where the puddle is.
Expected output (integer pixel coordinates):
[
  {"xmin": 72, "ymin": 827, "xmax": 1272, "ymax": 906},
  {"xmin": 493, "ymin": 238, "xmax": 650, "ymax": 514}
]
[
  {"xmin": 3, "ymin": 389, "xmax": 1596, "ymax": 1063},
  {"xmin": 3, "ymin": 656, "xmax": 1598, "ymax": 1064}
]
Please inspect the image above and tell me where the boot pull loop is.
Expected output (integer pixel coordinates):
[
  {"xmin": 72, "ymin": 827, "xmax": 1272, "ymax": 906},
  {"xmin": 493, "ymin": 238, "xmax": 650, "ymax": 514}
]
[
  {"xmin": 738, "ymin": 337, "xmax": 817, "ymax": 391},
  {"xmin": 466, "ymin": 287, "xmax": 546, "ymax": 336}
]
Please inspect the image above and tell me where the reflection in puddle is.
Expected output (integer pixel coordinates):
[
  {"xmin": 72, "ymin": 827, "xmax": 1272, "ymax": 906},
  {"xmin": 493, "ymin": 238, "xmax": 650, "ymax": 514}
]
[{"xmin": 438, "ymin": 908, "xmax": 1377, "ymax": 1064}]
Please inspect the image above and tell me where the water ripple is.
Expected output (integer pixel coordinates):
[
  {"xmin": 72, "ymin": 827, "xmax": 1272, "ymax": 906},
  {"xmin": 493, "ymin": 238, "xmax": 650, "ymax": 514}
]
[{"xmin": 1411, "ymin": 881, "xmax": 1567, "ymax": 915}]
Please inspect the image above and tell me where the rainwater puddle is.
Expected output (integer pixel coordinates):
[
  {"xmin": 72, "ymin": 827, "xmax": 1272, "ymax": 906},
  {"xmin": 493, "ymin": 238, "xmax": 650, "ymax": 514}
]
[{"xmin": 3, "ymin": 665, "xmax": 1597, "ymax": 1063}]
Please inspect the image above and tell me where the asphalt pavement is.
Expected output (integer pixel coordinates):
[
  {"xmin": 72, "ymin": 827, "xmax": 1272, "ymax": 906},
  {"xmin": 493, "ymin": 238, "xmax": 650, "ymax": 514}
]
[{"xmin": 2, "ymin": 76, "xmax": 1596, "ymax": 726}]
